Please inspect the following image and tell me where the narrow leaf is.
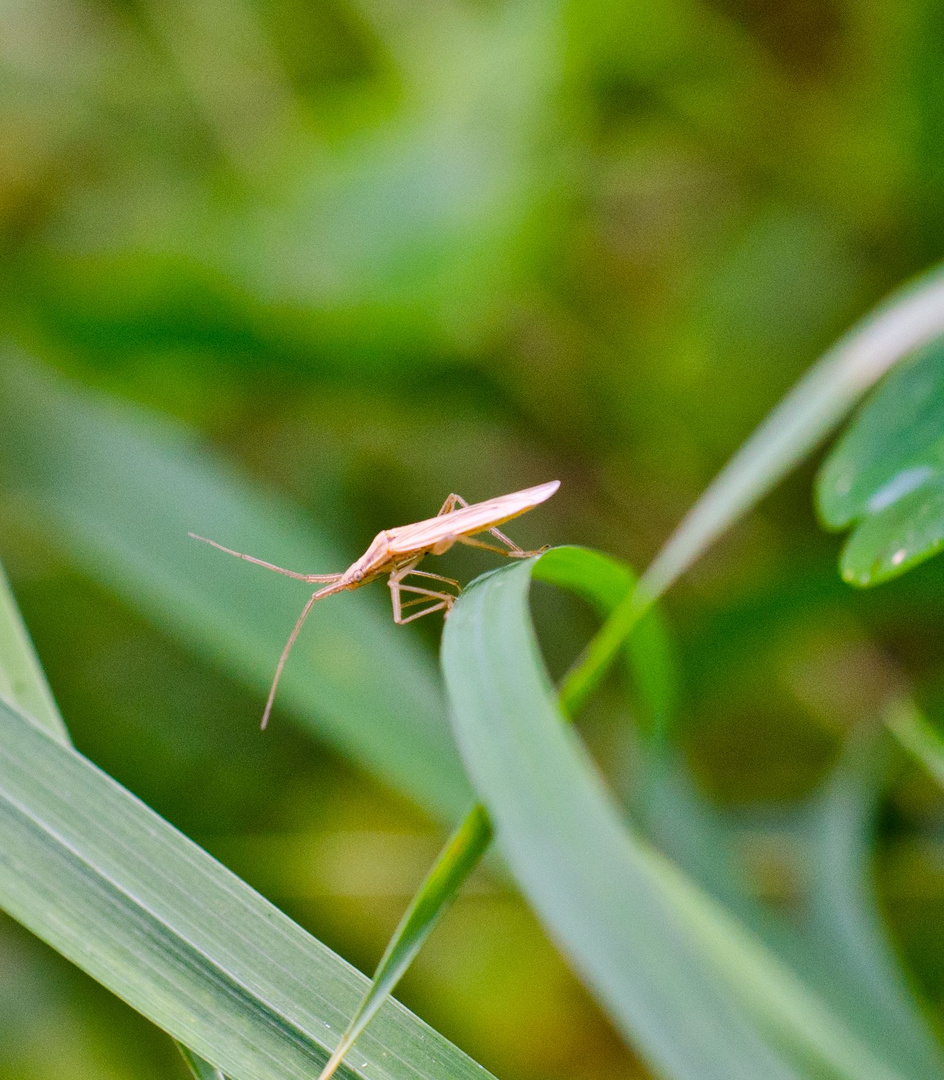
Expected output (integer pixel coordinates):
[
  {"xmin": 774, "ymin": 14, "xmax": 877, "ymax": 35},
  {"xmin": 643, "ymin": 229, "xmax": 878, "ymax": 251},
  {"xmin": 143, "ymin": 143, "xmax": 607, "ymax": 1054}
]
[
  {"xmin": 318, "ymin": 546, "xmax": 675, "ymax": 1079},
  {"xmin": 0, "ymin": 694, "xmax": 495, "ymax": 1080},
  {"xmin": 178, "ymin": 1045, "xmax": 228, "ymax": 1080},
  {"xmin": 567, "ymin": 263, "xmax": 944, "ymax": 717},
  {"xmin": 317, "ymin": 805, "xmax": 493, "ymax": 1080},
  {"xmin": 443, "ymin": 558, "xmax": 919, "ymax": 1080},
  {"xmin": 0, "ymin": 561, "xmax": 227, "ymax": 1080},
  {"xmin": 804, "ymin": 721, "xmax": 944, "ymax": 1075},
  {"xmin": 886, "ymin": 698, "xmax": 944, "ymax": 790},
  {"xmin": 642, "ymin": 263, "xmax": 944, "ymax": 600},
  {"xmin": 0, "ymin": 564, "xmax": 67, "ymax": 739}
]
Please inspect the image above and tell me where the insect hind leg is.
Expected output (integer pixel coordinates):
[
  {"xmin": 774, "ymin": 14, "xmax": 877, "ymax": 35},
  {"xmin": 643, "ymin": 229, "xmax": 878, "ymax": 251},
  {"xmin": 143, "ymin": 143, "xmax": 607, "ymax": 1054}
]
[
  {"xmin": 436, "ymin": 492, "xmax": 544, "ymax": 557},
  {"xmin": 457, "ymin": 532, "xmax": 547, "ymax": 559}
]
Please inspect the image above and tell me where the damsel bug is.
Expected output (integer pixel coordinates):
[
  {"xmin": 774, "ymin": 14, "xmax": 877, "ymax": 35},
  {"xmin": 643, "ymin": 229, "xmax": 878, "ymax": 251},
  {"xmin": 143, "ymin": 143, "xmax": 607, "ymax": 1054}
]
[{"xmin": 191, "ymin": 480, "xmax": 560, "ymax": 728}]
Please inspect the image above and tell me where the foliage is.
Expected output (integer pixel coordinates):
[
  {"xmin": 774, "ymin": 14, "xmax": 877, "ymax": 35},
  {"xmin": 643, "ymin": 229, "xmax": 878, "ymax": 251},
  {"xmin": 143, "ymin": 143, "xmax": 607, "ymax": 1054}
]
[
  {"xmin": 818, "ymin": 339, "xmax": 944, "ymax": 586},
  {"xmin": 4, "ymin": 2, "xmax": 944, "ymax": 1079}
]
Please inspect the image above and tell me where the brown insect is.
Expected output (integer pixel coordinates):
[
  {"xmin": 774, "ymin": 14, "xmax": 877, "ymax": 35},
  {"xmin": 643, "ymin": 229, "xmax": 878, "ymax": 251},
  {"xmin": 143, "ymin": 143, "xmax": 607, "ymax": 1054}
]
[{"xmin": 191, "ymin": 480, "xmax": 559, "ymax": 727}]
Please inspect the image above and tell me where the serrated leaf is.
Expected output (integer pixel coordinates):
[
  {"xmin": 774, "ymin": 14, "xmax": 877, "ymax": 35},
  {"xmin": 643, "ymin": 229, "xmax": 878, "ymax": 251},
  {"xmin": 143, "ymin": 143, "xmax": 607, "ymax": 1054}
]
[{"xmin": 817, "ymin": 339, "xmax": 944, "ymax": 585}]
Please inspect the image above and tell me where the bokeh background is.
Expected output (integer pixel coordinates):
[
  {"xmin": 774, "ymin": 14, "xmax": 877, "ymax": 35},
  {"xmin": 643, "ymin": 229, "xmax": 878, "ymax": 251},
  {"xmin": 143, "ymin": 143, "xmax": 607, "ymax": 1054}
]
[{"xmin": 2, "ymin": 0, "xmax": 944, "ymax": 1077}]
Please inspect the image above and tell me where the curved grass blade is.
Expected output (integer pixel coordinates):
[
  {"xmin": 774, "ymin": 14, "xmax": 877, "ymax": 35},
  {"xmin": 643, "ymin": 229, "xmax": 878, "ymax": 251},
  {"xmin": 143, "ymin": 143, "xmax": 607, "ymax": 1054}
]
[
  {"xmin": 564, "ymin": 266, "xmax": 944, "ymax": 713},
  {"xmin": 804, "ymin": 720, "xmax": 944, "ymax": 1076},
  {"xmin": 443, "ymin": 557, "xmax": 925, "ymax": 1080},
  {"xmin": 318, "ymin": 546, "xmax": 677, "ymax": 1079},
  {"xmin": 885, "ymin": 698, "xmax": 944, "ymax": 790},
  {"xmin": 540, "ymin": 558, "xmax": 942, "ymax": 1074},
  {"xmin": 642, "ymin": 264, "xmax": 944, "ymax": 600},
  {"xmin": 0, "ymin": 355, "xmax": 469, "ymax": 820},
  {"xmin": 0, "ymin": 691, "xmax": 495, "ymax": 1080}
]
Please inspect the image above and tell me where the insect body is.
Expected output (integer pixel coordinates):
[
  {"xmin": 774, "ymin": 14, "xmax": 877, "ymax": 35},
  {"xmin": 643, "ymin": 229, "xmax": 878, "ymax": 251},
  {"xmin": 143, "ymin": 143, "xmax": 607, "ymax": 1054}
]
[{"xmin": 191, "ymin": 480, "xmax": 559, "ymax": 727}]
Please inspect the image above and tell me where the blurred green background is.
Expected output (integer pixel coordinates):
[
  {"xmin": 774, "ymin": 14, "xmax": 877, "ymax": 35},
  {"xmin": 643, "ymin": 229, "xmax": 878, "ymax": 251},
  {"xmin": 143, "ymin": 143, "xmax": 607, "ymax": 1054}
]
[{"xmin": 2, "ymin": 0, "xmax": 944, "ymax": 1077}]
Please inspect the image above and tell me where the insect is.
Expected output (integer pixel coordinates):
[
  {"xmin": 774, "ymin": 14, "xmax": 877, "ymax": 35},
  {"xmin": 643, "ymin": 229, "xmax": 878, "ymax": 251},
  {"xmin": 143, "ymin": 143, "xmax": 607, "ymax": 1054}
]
[{"xmin": 191, "ymin": 480, "xmax": 560, "ymax": 728}]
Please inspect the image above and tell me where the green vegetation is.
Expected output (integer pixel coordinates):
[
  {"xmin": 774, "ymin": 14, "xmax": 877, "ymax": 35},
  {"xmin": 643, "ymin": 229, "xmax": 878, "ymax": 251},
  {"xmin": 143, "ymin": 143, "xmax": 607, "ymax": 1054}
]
[{"xmin": 4, "ymin": 3, "xmax": 944, "ymax": 1079}]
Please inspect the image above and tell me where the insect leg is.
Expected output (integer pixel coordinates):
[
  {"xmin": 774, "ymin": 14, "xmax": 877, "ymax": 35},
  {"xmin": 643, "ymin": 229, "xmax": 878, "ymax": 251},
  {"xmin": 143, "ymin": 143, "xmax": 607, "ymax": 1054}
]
[
  {"xmin": 436, "ymin": 493, "xmax": 469, "ymax": 516},
  {"xmin": 189, "ymin": 534, "xmax": 342, "ymax": 583},
  {"xmin": 456, "ymin": 533, "xmax": 547, "ymax": 559},
  {"xmin": 388, "ymin": 567, "xmax": 456, "ymax": 624},
  {"xmin": 390, "ymin": 582, "xmax": 454, "ymax": 622},
  {"xmin": 398, "ymin": 568, "xmax": 461, "ymax": 589},
  {"xmin": 395, "ymin": 601, "xmax": 450, "ymax": 624}
]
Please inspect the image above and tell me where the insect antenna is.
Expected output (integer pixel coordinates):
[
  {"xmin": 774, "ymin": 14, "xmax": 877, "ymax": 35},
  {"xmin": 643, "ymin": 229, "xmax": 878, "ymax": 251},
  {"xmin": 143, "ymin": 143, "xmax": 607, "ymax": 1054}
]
[
  {"xmin": 189, "ymin": 533, "xmax": 342, "ymax": 583},
  {"xmin": 260, "ymin": 579, "xmax": 347, "ymax": 729}
]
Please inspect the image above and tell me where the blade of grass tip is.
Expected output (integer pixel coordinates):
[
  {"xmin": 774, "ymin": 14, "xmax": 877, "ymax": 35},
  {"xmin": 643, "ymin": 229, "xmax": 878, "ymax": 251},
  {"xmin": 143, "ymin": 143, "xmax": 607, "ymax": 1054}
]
[
  {"xmin": 317, "ymin": 805, "xmax": 493, "ymax": 1080},
  {"xmin": 178, "ymin": 1044, "xmax": 228, "ymax": 1080},
  {"xmin": 885, "ymin": 698, "xmax": 944, "ymax": 790},
  {"xmin": 0, "ymin": 560, "xmax": 232, "ymax": 1080},
  {"xmin": 0, "ymin": 563, "xmax": 68, "ymax": 740}
]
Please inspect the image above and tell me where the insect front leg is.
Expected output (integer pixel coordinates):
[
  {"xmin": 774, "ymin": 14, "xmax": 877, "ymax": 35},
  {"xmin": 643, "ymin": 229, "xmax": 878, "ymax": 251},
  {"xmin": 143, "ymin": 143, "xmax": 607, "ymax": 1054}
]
[{"xmin": 388, "ymin": 563, "xmax": 458, "ymax": 624}]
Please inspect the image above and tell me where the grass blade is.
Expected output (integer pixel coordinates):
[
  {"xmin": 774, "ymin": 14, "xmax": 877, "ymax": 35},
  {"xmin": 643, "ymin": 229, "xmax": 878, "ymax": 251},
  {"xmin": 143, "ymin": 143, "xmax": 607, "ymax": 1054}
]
[
  {"xmin": 886, "ymin": 698, "xmax": 944, "ymax": 790},
  {"xmin": 804, "ymin": 721, "xmax": 944, "ymax": 1075},
  {"xmin": 178, "ymin": 1044, "xmax": 228, "ymax": 1080},
  {"xmin": 0, "ymin": 564, "xmax": 67, "ymax": 739},
  {"xmin": 0, "ymin": 356, "xmax": 470, "ymax": 819},
  {"xmin": 562, "ymin": 267, "xmax": 944, "ymax": 713},
  {"xmin": 0, "ymin": 691, "xmax": 495, "ymax": 1080},
  {"xmin": 443, "ymin": 557, "xmax": 925, "ymax": 1080},
  {"xmin": 0, "ymin": 562, "xmax": 230, "ymax": 1079},
  {"xmin": 642, "ymin": 264, "xmax": 944, "ymax": 600},
  {"xmin": 0, "ymin": 556, "xmax": 485, "ymax": 1080},
  {"xmin": 317, "ymin": 546, "xmax": 674, "ymax": 1078},
  {"xmin": 316, "ymin": 804, "xmax": 493, "ymax": 1080}
]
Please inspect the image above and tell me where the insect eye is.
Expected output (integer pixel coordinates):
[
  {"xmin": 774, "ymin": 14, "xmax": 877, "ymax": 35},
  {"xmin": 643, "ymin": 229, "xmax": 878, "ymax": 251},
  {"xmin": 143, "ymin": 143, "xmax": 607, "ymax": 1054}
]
[{"xmin": 353, "ymin": 570, "xmax": 364, "ymax": 582}]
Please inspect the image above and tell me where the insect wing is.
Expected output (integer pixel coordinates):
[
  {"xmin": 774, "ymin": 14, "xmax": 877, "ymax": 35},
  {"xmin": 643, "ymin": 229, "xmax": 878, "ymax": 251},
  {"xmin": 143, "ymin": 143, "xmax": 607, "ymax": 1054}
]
[{"xmin": 386, "ymin": 481, "xmax": 559, "ymax": 554}]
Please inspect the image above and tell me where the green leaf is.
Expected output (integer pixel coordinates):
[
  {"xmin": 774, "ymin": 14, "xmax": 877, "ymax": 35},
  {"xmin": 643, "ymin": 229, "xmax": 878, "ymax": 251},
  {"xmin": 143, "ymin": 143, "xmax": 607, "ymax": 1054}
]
[
  {"xmin": 0, "ymin": 692, "xmax": 495, "ymax": 1080},
  {"xmin": 817, "ymin": 338, "xmax": 944, "ymax": 585},
  {"xmin": 0, "ymin": 564, "xmax": 67, "ymax": 740},
  {"xmin": 885, "ymin": 698, "xmax": 944, "ymax": 790},
  {"xmin": 0, "ymin": 356, "xmax": 470, "ymax": 820},
  {"xmin": 567, "ymin": 264, "xmax": 944, "ymax": 726},
  {"xmin": 804, "ymin": 721, "xmax": 944, "ymax": 1077},
  {"xmin": 0, "ymin": 555, "xmax": 227, "ymax": 1080},
  {"xmin": 315, "ymin": 546, "xmax": 676, "ymax": 1079},
  {"xmin": 178, "ymin": 1045, "xmax": 228, "ymax": 1080},
  {"xmin": 316, "ymin": 804, "xmax": 493, "ymax": 1080},
  {"xmin": 442, "ymin": 556, "xmax": 924, "ymax": 1080}
]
